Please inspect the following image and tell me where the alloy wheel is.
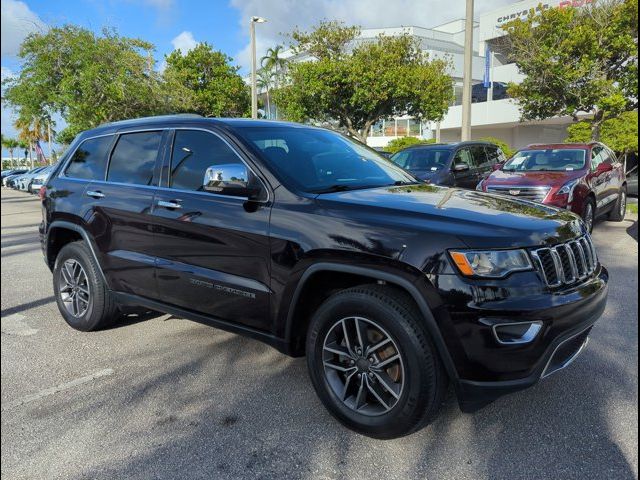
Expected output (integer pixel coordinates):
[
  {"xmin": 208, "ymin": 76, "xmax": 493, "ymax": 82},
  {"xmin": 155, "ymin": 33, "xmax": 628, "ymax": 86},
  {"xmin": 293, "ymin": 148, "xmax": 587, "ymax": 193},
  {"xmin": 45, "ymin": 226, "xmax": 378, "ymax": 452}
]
[
  {"xmin": 58, "ymin": 259, "xmax": 90, "ymax": 317},
  {"xmin": 322, "ymin": 316, "xmax": 405, "ymax": 416}
]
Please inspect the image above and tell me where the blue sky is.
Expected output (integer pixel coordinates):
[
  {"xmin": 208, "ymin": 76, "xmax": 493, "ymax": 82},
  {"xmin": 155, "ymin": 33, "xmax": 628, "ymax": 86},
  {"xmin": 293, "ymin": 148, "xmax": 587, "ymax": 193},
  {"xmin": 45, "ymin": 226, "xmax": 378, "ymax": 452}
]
[{"xmin": 1, "ymin": 0, "xmax": 513, "ymax": 156}]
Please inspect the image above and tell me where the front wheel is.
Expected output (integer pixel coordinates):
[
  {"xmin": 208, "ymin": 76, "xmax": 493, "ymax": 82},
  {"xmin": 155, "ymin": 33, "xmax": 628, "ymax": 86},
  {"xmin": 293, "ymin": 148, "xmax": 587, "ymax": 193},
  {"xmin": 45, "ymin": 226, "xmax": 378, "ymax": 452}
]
[
  {"xmin": 306, "ymin": 285, "xmax": 447, "ymax": 439},
  {"xmin": 608, "ymin": 186, "xmax": 627, "ymax": 222}
]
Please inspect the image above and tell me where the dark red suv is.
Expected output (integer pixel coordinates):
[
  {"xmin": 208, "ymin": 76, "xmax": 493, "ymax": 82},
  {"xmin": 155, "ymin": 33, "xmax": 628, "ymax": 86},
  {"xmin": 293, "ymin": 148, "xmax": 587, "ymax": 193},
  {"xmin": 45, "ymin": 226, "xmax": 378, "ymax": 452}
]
[{"xmin": 478, "ymin": 143, "xmax": 628, "ymax": 231}]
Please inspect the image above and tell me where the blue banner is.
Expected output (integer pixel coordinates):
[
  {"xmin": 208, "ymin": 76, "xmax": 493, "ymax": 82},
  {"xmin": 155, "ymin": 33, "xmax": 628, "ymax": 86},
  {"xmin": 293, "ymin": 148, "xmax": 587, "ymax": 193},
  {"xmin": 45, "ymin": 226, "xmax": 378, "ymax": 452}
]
[{"xmin": 483, "ymin": 44, "xmax": 491, "ymax": 88}]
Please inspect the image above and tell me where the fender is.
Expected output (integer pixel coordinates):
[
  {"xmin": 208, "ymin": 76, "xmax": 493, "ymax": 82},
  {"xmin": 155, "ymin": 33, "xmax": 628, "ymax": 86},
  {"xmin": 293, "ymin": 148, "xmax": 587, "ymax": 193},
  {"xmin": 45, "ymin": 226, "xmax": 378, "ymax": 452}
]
[
  {"xmin": 284, "ymin": 262, "xmax": 460, "ymax": 382},
  {"xmin": 46, "ymin": 220, "xmax": 109, "ymax": 287}
]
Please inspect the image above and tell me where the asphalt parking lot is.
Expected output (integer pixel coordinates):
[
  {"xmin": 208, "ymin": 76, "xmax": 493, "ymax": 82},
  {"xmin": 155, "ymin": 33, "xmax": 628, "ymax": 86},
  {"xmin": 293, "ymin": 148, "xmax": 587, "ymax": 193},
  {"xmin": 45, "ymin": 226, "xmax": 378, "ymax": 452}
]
[{"xmin": 1, "ymin": 187, "xmax": 638, "ymax": 480}]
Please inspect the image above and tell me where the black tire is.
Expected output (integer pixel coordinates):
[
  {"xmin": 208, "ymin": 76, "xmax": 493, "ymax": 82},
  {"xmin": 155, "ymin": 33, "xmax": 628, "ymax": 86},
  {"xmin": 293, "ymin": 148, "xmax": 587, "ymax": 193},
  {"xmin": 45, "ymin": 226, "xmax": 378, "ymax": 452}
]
[
  {"xmin": 608, "ymin": 186, "xmax": 627, "ymax": 222},
  {"xmin": 306, "ymin": 285, "xmax": 447, "ymax": 439},
  {"xmin": 53, "ymin": 241, "xmax": 119, "ymax": 331},
  {"xmin": 582, "ymin": 198, "xmax": 596, "ymax": 233}
]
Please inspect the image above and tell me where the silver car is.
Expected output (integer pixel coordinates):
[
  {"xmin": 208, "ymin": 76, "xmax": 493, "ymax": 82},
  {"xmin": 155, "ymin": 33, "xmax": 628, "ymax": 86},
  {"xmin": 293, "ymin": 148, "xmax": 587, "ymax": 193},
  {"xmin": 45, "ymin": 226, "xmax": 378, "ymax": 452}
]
[{"xmin": 29, "ymin": 165, "xmax": 55, "ymax": 194}]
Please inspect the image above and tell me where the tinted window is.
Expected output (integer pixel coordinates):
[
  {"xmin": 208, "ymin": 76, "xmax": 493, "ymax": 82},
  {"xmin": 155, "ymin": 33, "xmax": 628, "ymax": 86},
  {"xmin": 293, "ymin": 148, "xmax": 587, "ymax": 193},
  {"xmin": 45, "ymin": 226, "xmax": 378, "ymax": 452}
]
[
  {"xmin": 453, "ymin": 148, "xmax": 475, "ymax": 168},
  {"xmin": 391, "ymin": 148, "xmax": 452, "ymax": 171},
  {"xmin": 65, "ymin": 136, "xmax": 113, "ymax": 180},
  {"xmin": 236, "ymin": 127, "xmax": 416, "ymax": 193},
  {"xmin": 170, "ymin": 130, "xmax": 243, "ymax": 191},
  {"xmin": 470, "ymin": 145, "xmax": 489, "ymax": 167},
  {"xmin": 485, "ymin": 146, "xmax": 505, "ymax": 164},
  {"xmin": 107, "ymin": 131, "xmax": 162, "ymax": 185}
]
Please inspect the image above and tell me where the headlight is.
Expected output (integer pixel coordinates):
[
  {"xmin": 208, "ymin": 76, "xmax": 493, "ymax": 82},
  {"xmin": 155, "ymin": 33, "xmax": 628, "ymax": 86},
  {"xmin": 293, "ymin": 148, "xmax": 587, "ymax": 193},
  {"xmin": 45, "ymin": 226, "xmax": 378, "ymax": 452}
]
[
  {"xmin": 449, "ymin": 249, "xmax": 533, "ymax": 278},
  {"xmin": 557, "ymin": 179, "xmax": 579, "ymax": 202}
]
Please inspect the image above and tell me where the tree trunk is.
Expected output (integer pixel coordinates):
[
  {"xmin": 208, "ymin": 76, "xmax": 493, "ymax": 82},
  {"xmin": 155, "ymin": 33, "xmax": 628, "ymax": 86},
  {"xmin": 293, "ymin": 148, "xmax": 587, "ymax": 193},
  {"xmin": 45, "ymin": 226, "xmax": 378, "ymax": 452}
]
[
  {"xmin": 591, "ymin": 110, "xmax": 604, "ymax": 141},
  {"xmin": 265, "ymin": 89, "xmax": 271, "ymax": 119}
]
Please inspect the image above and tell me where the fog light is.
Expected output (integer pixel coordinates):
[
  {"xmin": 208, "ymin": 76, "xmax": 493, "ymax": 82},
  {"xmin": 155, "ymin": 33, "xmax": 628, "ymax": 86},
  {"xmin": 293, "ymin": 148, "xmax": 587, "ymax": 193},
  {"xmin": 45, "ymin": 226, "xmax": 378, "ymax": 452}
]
[{"xmin": 492, "ymin": 321, "xmax": 543, "ymax": 345}]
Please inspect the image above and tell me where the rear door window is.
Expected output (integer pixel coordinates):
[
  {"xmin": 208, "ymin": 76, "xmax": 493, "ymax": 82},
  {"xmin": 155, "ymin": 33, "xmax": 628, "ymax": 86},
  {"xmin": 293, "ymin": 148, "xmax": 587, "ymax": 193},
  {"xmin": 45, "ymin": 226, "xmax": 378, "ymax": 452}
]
[
  {"xmin": 107, "ymin": 131, "xmax": 162, "ymax": 185},
  {"xmin": 471, "ymin": 145, "xmax": 491, "ymax": 169},
  {"xmin": 65, "ymin": 136, "xmax": 114, "ymax": 180}
]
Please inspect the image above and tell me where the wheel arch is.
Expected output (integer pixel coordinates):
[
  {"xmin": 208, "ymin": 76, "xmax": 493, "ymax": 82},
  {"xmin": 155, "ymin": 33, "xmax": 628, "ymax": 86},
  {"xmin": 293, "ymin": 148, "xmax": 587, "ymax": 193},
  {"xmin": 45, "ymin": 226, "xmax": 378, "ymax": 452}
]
[
  {"xmin": 283, "ymin": 262, "xmax": 459, "ymax": 382},
  {"xmin": 47, "ymin": 221, "xmax": 108, "ymax": 286}
]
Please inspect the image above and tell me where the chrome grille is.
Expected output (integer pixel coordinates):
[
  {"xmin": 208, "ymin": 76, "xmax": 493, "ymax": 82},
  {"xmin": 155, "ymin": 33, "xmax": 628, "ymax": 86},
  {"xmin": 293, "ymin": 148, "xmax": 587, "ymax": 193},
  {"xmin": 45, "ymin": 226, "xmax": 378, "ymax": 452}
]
[
  {"xmin": 486, "ymin": 186, "xmax": 551, "ymax": 203},
  {"xmin": 531, "ymin": 235, "xmax": 598, "ymax": 288}
]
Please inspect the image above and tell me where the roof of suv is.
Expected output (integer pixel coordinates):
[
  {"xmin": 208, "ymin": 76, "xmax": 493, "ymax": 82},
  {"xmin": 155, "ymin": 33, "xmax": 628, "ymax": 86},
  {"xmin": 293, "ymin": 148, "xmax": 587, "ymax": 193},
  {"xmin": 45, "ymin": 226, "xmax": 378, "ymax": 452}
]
[{"xmin": 90, "ymin": 115, "xmax": 312, "ymax": 135}]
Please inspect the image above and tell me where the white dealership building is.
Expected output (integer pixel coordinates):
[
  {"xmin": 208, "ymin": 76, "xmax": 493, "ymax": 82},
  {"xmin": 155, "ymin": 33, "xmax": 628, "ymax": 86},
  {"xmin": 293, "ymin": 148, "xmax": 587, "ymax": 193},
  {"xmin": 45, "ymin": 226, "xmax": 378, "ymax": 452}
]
[{"xmin": 267, "ymin": 0, "xmax": 595, "ymax": 150}]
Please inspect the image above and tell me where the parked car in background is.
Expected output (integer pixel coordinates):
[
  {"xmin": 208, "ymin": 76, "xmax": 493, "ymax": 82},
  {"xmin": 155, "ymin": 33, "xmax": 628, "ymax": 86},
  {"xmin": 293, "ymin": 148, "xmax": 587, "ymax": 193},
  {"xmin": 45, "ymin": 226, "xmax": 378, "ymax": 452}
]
[
  {"xmin": 478, "ymin": 143, "xmax": 627, "ymax": 232},
  {"xmin": 471, "ymin": 82, "xmax": 510, "ymax": 103},
  {"xmin": 40, "ymin": 115, "xmax": 608, "ymax": 438},
  {"xmin": 15, "ymin": 166, "xmax": 48, "ymax": 191},
  {"xmin": 390, "ymin": 141, "xmax": 508, "ymax": 188},
  {"xmin": 372, "ymin": 146, "xmax": 392, "ymax": 159},
  {"xmin": 2, "ymin": 168, "xmax": 28, "ymax": 185},
  {"xmin": 30, "ymin": 165, "xmax": 55, "ymax": 194}
]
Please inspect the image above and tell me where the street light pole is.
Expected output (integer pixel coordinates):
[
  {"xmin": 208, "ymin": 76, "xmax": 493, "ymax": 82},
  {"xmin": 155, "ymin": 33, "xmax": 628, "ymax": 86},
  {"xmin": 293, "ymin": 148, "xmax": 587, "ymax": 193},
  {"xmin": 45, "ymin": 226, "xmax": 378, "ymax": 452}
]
[
  {"xmin": 250, "ymin": 16, "xmax": 267, "ymax": 119},
  {"xmin": 461, "ymin": 0, "xmax": 474, "ymax": 141}
]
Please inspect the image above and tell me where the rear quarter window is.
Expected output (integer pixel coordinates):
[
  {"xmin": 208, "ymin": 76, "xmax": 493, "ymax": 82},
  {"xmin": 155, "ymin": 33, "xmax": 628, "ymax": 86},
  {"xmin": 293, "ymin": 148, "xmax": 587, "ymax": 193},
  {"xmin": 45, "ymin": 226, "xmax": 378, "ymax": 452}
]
[{"xmin": 64, "ymin": 136, "xmax": 114, "ymax": 180}]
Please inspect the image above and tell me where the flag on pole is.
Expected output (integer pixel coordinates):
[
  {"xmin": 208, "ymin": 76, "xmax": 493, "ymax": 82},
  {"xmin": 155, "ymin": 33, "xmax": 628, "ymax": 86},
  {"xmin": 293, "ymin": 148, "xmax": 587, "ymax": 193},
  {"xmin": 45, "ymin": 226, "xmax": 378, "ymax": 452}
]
[{"xmin": 35, "ymin": 141, "xmax": 47, "ymax": 165}]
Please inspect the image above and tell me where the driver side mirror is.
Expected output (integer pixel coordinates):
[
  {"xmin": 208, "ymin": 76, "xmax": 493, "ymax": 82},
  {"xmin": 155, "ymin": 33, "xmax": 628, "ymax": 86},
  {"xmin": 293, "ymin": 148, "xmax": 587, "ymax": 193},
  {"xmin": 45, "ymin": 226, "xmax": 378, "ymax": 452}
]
[
  {"xmin": 492, "ymin": 162, "xmax": 504, "ymax": 171},
  {"xmin": 203, "ymin": 164, "xmax": 261, "ymax": 199},
  {"xmin": 453, "ymin": 163, "xmax": 470, "ymax": 172}
]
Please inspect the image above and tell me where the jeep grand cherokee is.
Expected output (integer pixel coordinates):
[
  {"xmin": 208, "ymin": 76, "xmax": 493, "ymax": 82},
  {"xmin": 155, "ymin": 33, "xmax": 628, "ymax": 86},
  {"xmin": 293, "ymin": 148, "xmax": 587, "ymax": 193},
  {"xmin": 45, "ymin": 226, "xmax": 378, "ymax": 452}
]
[{"xmin": 39, "ymin": 115, "xmax": 608, "ymax": 439}]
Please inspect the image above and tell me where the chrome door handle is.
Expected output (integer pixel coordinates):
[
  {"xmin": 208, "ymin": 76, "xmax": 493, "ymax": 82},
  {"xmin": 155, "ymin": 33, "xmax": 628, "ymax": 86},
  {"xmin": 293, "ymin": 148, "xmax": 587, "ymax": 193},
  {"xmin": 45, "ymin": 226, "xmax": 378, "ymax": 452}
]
[
  {"xmin": 86, "ymin": 190, "xmax": 105, "ymax": 199},
  {"xmin": 157, "ymin": 200, "xmax": 182, "ymax": 209}
]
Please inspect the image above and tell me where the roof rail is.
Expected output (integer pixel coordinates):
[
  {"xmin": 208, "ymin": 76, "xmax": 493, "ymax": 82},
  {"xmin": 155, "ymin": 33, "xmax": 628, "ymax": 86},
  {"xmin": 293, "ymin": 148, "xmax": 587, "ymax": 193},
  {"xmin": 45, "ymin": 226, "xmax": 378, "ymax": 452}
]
[{"xmin": 99, "ymin": 113, "xmax": 203, "ymax": 128}]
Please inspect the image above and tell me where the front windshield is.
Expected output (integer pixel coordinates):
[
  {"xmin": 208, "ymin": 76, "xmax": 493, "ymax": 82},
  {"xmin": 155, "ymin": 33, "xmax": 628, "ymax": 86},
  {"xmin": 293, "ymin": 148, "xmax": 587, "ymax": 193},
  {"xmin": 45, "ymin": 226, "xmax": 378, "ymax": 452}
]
[
  {"xmin": 236, "ymin": 126, "xmax": 418, "ymax": 193},
  {"xmin": 391, "ymin": 148, "xmax": 452, "ymax": 172},
  {"xmin": 503, "ymin": 149, "xmax": 586, "ymax": 172}
]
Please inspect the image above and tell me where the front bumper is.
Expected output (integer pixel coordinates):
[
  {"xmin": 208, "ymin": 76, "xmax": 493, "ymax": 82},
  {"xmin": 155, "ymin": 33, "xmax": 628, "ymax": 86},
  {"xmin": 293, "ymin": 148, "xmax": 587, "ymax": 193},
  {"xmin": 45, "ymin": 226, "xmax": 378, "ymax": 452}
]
[{"xmin": 431, "ymin": 265, "xmax": 608, "ymax": 411}]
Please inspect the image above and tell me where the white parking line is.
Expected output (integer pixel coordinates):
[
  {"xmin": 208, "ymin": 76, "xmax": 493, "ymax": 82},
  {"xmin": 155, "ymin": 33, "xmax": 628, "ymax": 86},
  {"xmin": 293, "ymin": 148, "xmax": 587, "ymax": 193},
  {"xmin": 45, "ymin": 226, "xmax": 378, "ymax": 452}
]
[
  {"xmin": 2, "ymin": 368, "xmax": 115, "ymax": 411},
  {"xmin": 1, "ymin": 314, "xmax": 38, "ymax": 336}
]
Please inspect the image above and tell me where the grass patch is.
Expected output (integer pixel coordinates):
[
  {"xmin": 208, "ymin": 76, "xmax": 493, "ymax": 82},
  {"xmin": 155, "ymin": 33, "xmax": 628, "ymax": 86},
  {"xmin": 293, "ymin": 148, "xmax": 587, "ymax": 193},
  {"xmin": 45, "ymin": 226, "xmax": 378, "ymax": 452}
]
[{"xmin": 627, "ymin": 203, "xmax": 638, "ymax": 215}]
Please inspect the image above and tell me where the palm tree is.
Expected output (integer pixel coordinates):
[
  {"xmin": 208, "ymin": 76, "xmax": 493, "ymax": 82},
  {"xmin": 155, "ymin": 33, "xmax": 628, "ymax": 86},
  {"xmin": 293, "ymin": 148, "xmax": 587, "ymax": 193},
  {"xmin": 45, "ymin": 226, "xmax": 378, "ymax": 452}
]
[
  {"xmin": 1, "ymin": 137, "xmax": 20, "ymax": 167},
  {"xmin": 256, "ymin": 69, "xmax": 274, "ymax": 119},
  {"xmin": 14, "ymin": 115, "xmax": 48, "ymax": 168},
  {"xmin": 261, "ymin": 45, "xmax": 287, "ymax": 119}
]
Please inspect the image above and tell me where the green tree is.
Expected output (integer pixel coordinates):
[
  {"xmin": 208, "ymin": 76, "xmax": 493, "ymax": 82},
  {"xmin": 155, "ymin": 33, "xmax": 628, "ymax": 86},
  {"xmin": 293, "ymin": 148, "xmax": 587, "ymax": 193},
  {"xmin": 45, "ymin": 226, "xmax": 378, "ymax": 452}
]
[
  {"xmin": 273, "ymin": 22, "xmax": 453, "ymax": 143},
  {"xmin": 256, "ymin": 68, "xmax": 274, "ymax": 119},
  {"xmin": 566, "ymin": 111, "xmax": 639, "ymax": 154},
  {"xmin": 3, "ymin": 25, "xmax": 164, "ymax": 142},
  {"xmin": 1, "ymin": 137, "xmax": 19, "ymax": 167},
  {"xmin": 163, "ymin": 43, "xmax": 250, "ymax": 117},
  {"xmin": 479, "ymin": 136, "xmax": 514, "ymax": 158},
  {"xmin": 500, "ymin": 0, "xmax": 638, "ymax": 141},
  {"xmin": 384, "ymin": 137, "xmax": 436, "ymax": 154}
]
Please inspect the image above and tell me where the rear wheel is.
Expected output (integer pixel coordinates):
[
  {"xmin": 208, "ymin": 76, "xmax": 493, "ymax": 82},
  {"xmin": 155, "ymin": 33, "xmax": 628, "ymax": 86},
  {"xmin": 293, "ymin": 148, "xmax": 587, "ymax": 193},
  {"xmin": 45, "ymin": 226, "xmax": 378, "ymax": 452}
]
[
  {"xmin": 582, "ymin": 199, "xmax": 596, "ymax": 233},
  {"xmin": 306, "ymin": 285, "xmax": 447, "ymax": 439},
  {"xmin": 53, "ymin": 241, "xmax": 119, "ymax": 331},
  {"xmin": 608, "ymin": 186, "xmax": 627, "ymax": 222}
]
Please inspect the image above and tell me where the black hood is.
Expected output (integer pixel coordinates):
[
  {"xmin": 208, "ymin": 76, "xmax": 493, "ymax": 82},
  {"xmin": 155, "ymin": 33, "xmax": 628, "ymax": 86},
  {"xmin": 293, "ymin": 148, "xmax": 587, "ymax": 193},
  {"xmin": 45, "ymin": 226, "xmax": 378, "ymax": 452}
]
[{"xmin": 317, "ymin": 184, "xmax": 586, "ymax": 249}]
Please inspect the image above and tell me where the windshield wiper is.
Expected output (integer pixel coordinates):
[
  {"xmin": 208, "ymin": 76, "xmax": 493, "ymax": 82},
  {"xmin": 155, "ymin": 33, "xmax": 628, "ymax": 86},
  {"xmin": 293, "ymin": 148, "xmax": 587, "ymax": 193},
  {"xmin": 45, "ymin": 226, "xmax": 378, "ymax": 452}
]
[{"xmin": 310, "ymin": 185, "xmax": 356, "ymax": 194}]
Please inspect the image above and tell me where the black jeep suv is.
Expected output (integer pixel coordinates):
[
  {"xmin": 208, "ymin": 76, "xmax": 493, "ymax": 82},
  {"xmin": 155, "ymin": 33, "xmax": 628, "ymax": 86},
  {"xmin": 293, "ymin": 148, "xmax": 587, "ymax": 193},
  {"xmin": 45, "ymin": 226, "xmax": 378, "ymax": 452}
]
[{"xmin": 40, "ymin": 115, "xmax": 608, "ymax": 439}]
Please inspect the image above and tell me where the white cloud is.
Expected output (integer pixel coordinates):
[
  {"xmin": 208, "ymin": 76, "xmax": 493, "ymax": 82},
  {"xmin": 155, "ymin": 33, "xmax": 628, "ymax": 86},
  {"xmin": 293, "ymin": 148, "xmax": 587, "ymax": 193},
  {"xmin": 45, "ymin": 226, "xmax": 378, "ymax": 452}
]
[
  {"xmin": 171, "ymin": 31, "xmax": 198, "ymax": 54},
  {"xmin": 1, "ymin": 0, "xmax": 46, "ymax": 57},
  {"xmin": 230, "ymin": 0, "xmax": 515, "ymax": 71}
]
